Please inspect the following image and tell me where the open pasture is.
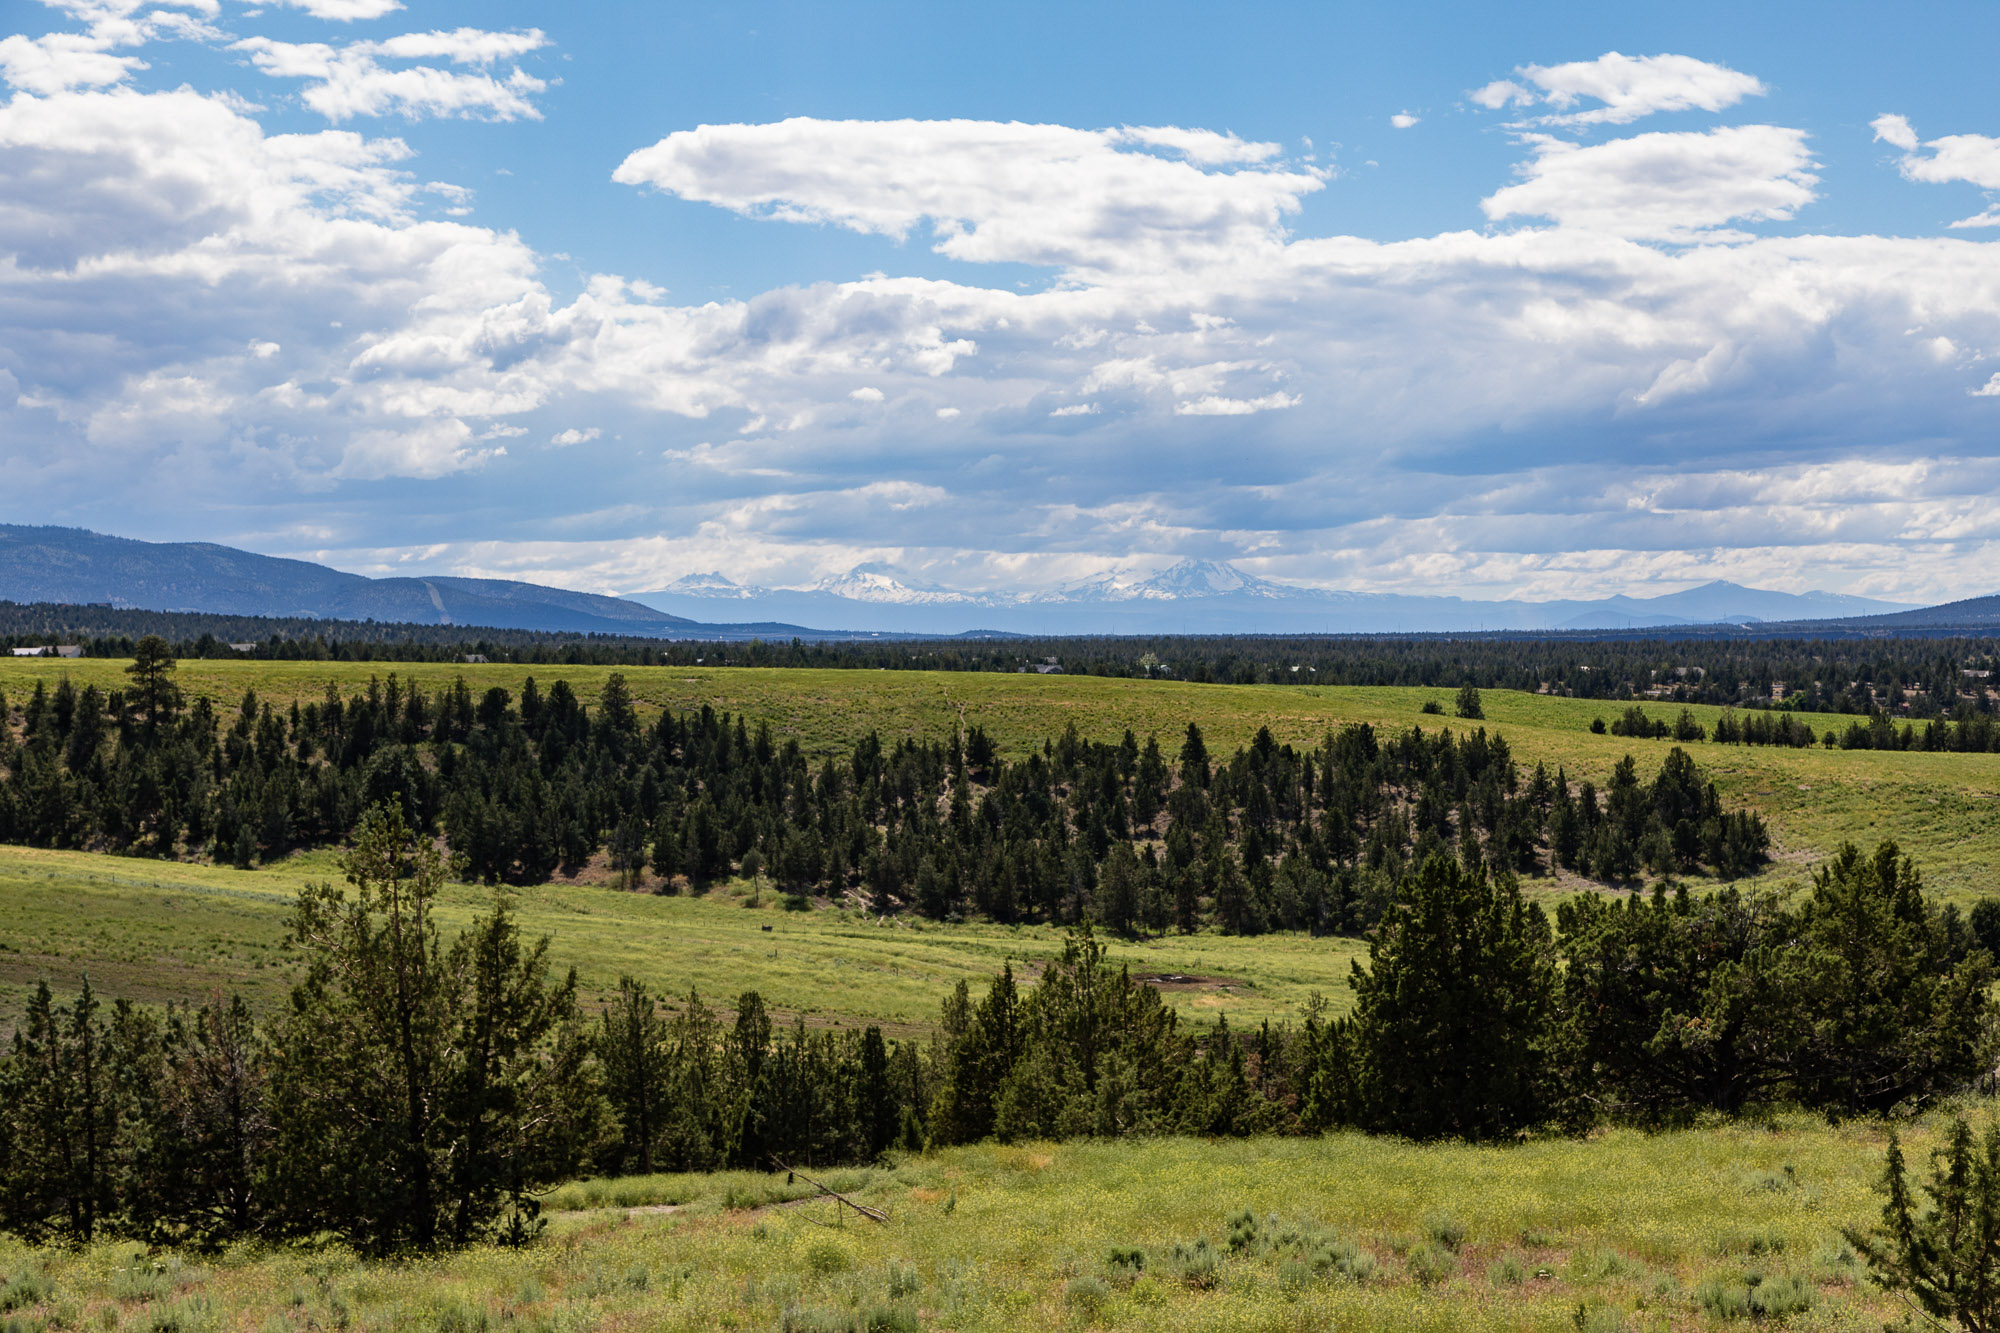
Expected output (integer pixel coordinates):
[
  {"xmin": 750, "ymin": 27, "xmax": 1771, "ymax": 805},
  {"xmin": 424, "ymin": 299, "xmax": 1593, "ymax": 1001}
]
[
  {"xmin": 0, "ymin": 844, "xmax": 1368, "ymax": 1036},
  {"xmin": 0, "ymin": 1106, "xmax": 1937, "ymax": 1331}
]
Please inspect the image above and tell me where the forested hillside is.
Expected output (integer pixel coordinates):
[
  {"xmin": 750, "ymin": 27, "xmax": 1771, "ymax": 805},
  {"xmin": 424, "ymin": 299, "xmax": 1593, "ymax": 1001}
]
[{"xmin": 0, "ymin": 644, "xmax": 1777, "ymax": 932}]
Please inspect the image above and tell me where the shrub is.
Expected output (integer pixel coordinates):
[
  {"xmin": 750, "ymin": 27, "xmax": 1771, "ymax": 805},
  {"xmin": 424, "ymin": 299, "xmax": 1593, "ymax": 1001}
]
[
  {"xmin": 1572, "ymin": 1303, "xmax": 1629, "ymax": 1333},
  {"xmin": 0, "ymin": 1274, "xmax": 50, "ymax": 1314},
  {"xmin": 428, "ymin": 1301, "xmax": 490, "ymax": 1333},
  {"xmin": 1406, "ymin": 1243, "xmax": 1457, "ymax": 1287},
  {"xmin": 1423, "ymin": 1212, "xmax": 1466, "ymax": 1251},
  {"xmin": 112, "ymin": 1265, "xmax": 179, "ymax": 1304},
  {"xmin": 1296, "ymin": 1237, "xmax": 1377, "ymax": 1285},
  {"xmin": 144, "ymin": 1298, "xmax": 215, "ymax": 1333},
  {"xmin": 1696, "ymin": 1272, "xmax": 1815, "ymax": 1320},
  {"xmin": 1169, "ymin": 1239, "xmax": 1222, "ymax": 1290},
  {"xmin": 857, "ymin": 1305, "xmax": 921, "ymax": 1333},
  {"xmin": 1225, "ymin": 1209, "xmax": 1260, "ymax": 1253},
  {"xmin": 1064, "ymin": 1276, "xmax": 1112, "ymax": 1315},
  {"xmin": 1567, "ymin": 1249, "xmax": 1645, "ymax": 1283},
  {"xmin": 802, "ymin": 1240, "xmax": 854, "ymax": 1277},
  {"xmin": 1488, "ymin": 1253, "xmax": 1525, "ymax": 1287},
  {"xmin": 778, "ymin": 1309, "xmax": 852, "ymax": 1333},
  {"xmin": 1105, "ymin": 1246, "xmax": 1147, "ymax": 1273}
]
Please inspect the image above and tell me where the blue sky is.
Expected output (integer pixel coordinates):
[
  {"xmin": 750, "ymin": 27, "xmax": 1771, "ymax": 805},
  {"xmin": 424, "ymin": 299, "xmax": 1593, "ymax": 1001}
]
[{"xmin": 4, "ymin": 0, "xmax": 2000, "ymax": 603}]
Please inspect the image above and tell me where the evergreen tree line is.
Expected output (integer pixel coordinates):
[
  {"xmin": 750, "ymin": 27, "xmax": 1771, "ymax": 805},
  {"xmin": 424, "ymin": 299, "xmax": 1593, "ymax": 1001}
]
[
  {"xmin": 1601, "ymin": 702, "xmax": 2000, "ymax": 754},
  {"xmin": 3, "ymin": 824, "xmax": 1984, "ymax": 1256},
  {"xmin": 8, "ymin": 602, "xmax": 1999, "ymax": 719},
  {"xmin": 0, "ymin": 647, "xmax": 1772, "ymax": 933},
  {"xmin": 863, "ymin": 837, "xmax": 1996, "ymax": 1150}
]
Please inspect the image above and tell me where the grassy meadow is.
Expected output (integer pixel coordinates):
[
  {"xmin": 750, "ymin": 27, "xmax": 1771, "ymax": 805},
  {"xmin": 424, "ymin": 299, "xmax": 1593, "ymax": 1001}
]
[
  {"xmin": 0, "ymin": 844, "xmax": 1369, "ymax": 1037},
  {"xmin": 0, "ymin": 1106, "xmax": 1949, "ymax": 1331}
]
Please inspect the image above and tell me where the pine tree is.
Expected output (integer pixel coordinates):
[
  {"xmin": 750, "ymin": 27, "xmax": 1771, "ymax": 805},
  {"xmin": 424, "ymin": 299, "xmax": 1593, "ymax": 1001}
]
[
  {"xmin": 0, "ymin": 979, "xmax": 118, "ymax": 1243},
  {"xmin": 125, "ymin": 636, "xmax": 181, "ymax": 736},
  {"xmin": 264, "ymin": 803, "xmax": 597, "ymax": 1252},
  {"xmin": 600, "ymin": 977, "xmax": 669, "ymax": 1174},
  {"xmin": 1098, "ymin": 841, "xmax": 1142, "ymax": 937}
]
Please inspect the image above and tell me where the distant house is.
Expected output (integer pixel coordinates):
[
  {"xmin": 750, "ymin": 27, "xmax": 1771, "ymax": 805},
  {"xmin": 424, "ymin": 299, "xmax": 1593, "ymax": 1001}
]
[
  {"xmin": 462, "ymin": 654, "xmax": 488, "ymax": 664},
  {"xmin": 1032, "ymin": 656, "xmax": 1062, "ymax": 675},
  {"xmin": 15, "ymin": 645, "xmax": 84, "ymax": 657},
  {"xmin": 9, "ymin": 646, "xmax": 47, "ymax": 657},
  {"xmin": 55, "ymin": 646, "xmax": 81, "ymax": 658},
  {"xmin": 228, "ymin": 642, "xmax": 257, "ymax": 654}
]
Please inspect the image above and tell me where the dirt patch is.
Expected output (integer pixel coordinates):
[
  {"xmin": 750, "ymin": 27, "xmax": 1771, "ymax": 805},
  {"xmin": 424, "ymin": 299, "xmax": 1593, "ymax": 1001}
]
[{"xmin": 1135, "ymin": 972, "xmax": 1242, "ymax": 991}]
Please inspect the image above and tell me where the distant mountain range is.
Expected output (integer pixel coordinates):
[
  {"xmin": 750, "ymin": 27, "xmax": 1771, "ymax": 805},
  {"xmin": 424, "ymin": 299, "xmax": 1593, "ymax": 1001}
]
[
  {"xmin": 630, "ymin": 558, "xmax": 1921, "ymax": 636},
  {"xmin": 0, "ymin": 525, "xmax": 1946, "ymax": 640},
  {"xmin": 0, "ymin": 525, "xmax": 841, "ymax": 640}
]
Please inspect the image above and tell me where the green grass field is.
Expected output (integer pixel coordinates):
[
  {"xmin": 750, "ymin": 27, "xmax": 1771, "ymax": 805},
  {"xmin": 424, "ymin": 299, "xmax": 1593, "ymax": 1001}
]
[
  {"xmin": 0, "ymin": 1105, "xmax": 1946, "ymax": 1331},
  {"xmin": 0, "ymin": 844, "xmax": 1369, "ymax": 1037}
]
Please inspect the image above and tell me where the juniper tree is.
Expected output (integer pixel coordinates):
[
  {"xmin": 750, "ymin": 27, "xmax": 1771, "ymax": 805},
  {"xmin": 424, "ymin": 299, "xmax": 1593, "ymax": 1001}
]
[
  {"xmin": 1349, "ymin": 855, "xmax": 1556, "ymax": 1139},
  {"xmin": 1847, "ymin": 1116, "xmax": 2000, "ymax": 1333},
  {"xmin": 1792, "ymin": 841, "xmax": 1992, "ymax": 1114}
]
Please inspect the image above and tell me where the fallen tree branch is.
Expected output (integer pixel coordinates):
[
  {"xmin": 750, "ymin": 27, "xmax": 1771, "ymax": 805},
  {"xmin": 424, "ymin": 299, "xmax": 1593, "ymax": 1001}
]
[{"xmin": 770, "ymin": 1157, "xmax": 888, "ymax": 1223}]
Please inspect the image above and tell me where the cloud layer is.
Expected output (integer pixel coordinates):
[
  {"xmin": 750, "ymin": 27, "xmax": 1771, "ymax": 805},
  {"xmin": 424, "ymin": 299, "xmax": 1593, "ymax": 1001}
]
[{"xmin": 2, "ymin": 6, "xmax": 2000, "ymax": 605}]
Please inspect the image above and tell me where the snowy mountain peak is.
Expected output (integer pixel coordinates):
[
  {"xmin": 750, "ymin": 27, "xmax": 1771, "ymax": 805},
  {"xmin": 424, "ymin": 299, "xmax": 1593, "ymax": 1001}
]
[
  {"xmin": 1130, "ymin": 558, "xmax": 1272, "ymax": 600},
  {"xmin": 809, "ymin": 564, "xmax": 976, "ymax": 605},
  {"xmin": 660, "ymin": 570, "xmax": 756, "ymax": 598}
]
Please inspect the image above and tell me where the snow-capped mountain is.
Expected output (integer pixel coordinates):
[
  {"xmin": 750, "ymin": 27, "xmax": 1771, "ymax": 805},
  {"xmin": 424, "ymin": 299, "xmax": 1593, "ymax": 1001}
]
[
  {"xmin": 806, "ymin": 563, "xmax": 981, "ymax": 605},
  {"xmin": 1054, "ymin": 558, "xmax": 1290, "ymax": 602},
  {"xmin": 629, "ymin": 560, "xmax": 1921, "ymax": 637},
  {"xmin": 656, "ymin": 571, "xmax": 759, "ymax": 599}
]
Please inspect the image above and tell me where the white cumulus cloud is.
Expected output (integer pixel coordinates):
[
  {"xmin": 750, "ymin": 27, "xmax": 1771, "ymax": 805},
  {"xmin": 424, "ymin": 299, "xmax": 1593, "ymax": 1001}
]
[
  {"xmin": 264, "ymin": 0, "xmax": 405, "ymax": 18},
  {"xmin": 1473, "ymin": 51, "xmax": 1766, "ymax": 126},
  {"xmin": 1874, "ymin": 114, "xmax": 2000, "ymax": 228},
  {"xmin": 1174, "ymin": 391, "xmax": 1300, "ymax": 416},
  {"xmin": 1482, "ymin": 125, "xmax": 1817, "ymax": 240},
  {"xmin": 233, "ymin": 28, "xmax": 549, "ymax": 122},
  {"xmin": 550, "ymin": 427, "xmax": 601, "ymax": 446},
  {"xmin": 613, "ymin": 117, "xmax": 1325, "ymax": 275}
]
